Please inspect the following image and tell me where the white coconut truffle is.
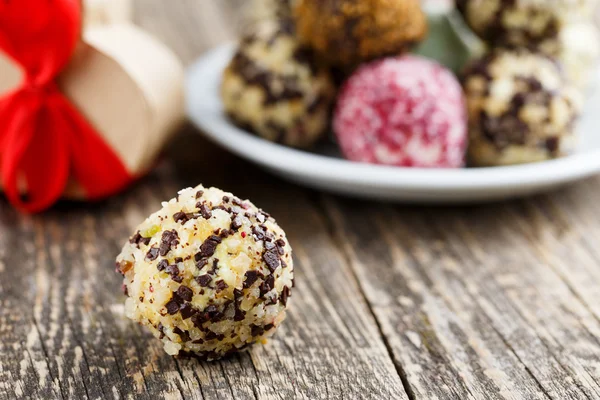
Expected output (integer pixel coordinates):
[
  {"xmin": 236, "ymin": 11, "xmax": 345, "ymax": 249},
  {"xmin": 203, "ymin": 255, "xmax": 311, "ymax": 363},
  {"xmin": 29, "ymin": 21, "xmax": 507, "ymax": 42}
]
[
  {"xmin": 457, "ymin": 0, "xmax": 600, "ymax": 89},
  {"xmin": 116, "ymin": 185, "xmax": 294, "ymax": 360},
  {"xmin": 463, "ymin": 49, "xmax": 581, "ymax": 166},
  {"xmin": 221, "ymin": 21, "xmax": 336, "ymax": 148},
  {"xmin": 457, "ymin": 0, "xmax": 598, "ymax": 46}
]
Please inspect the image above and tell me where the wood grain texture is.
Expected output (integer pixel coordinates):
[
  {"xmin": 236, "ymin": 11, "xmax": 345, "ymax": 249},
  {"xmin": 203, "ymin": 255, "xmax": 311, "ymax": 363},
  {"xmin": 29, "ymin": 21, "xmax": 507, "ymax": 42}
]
[
  {"xmin": 3, "ymin": 0, "xmax": 600, "ymax": 399},
  {"xmin": 323, "ymin": 189, "xmax": 600, "ymax": 400},
  {"xmin": 0, "ymin": 138, "xmax": 408, "ymax": 400}
]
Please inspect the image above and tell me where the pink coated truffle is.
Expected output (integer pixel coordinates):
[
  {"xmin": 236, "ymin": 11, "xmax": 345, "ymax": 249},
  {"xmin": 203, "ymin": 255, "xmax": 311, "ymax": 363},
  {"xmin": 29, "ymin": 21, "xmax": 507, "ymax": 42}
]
[{"xmin": 333, "ymin": 55, "xmax": 467, "ymax": 168}]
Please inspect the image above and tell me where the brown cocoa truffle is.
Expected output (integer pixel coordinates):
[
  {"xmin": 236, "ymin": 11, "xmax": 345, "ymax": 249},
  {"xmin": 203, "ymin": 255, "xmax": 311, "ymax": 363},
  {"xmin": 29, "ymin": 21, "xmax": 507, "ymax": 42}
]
[{"xmin": 294, "ymin": 0, "xmax": 427, "ymax": 68}]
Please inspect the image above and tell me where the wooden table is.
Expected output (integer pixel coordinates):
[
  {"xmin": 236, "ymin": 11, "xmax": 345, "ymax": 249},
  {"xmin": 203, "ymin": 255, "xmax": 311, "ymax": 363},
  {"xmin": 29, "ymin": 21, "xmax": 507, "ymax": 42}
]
[{"xmin": 3, "ymin": 1, "xmax": 600, "ymax": 399}]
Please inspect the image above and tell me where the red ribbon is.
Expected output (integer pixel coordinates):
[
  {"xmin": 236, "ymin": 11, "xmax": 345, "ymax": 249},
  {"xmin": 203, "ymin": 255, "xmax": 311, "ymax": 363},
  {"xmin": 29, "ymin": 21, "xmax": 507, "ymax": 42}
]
[{"xmin": 0, "ymin": 0, "xmax": 133, "ymax": 213}]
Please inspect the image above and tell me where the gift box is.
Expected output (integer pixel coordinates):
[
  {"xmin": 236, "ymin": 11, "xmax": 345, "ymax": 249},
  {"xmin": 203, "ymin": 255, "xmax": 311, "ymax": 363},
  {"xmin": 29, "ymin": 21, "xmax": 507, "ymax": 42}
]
[{"xmin": 0, "ymin": 0, "xmax": 184, "ymax": 213}]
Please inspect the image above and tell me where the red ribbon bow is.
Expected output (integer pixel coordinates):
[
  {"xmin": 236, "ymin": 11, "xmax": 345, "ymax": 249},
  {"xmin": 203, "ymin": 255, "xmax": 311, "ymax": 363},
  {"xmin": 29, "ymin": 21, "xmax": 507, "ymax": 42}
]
[{"xmin": 0, "ymin": 0, "xmax": 133, "ymax": 213}]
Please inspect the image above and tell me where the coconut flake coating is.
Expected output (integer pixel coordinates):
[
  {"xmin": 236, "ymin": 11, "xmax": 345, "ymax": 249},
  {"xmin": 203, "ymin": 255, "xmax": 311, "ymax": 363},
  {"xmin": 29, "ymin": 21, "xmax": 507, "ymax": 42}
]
[
  {"xmin": 294, "ymin": 0, "xmax": 427, "ymax": 68},
  {"xmin": 116, "ymin": 186, "xmax": 294, "ymax": 360},
  {"xmin": 221, "ymin": 22, "xmax": 336, "ymax": 148},
  {"xmin": 456, "ymin": 0, "xmax": 598, "ymax": 47},
  {"xmin": 463, "ymin": 49, "xmax": 581, "ymax": 166},
  {"xmin": 333, "ymin": 56, "xmax": 467, "ymax": 168},
  {"xmin": 457, "ymin": 0, "xmax": 600, "ymax": 89}
]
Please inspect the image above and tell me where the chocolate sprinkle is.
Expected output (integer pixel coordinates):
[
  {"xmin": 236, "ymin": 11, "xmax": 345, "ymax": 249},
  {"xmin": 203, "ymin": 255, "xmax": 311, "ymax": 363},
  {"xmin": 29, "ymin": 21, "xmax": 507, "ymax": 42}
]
[
  {"xmin": 252, "ymin": 226, "xmax": 265, "ymax": 241},
  {"xmin": 280, "ymin": 286, "xmax": 290, "ymax": 306},
  {"xmin": 204, "ymin": 305, "xmax": 224, "ymax": 322},
  {"xmin": 234, "ymin": 308, "xmax": 246, "ymax": 322},
  {"xmin": 130, "ymin": 232, "xmax": 141, "ymax": 244},
  {"xmin": 219, "ymin": 229, "xmax": 233, "ymax": 239},
  {"xmin": 177, "ymin": 286, "xmax": 193, "ymax": 302},
  {"xmin": 173, "ymin": 211, "xmax": 188, "ymax": 223},
  {"xmin": 215, "ymin": 280, "xmax": 229, "ymax": 293},
  {"xmin": 195, "ymin": 190, "xmax": 204, "ymax": 199},
  {"xmin": 165, "ymin": 300, "xmax": 180, "ymax": 315},
  {"xmin": 191, "ymin": 313, "xmax": 207, "ymax": 328},
  {"xmin": 166, "ymin": 264, "xmax": 179, "ymax": 276},
  {"xmin": 173, "ymin": 327, "xmax": 191, "ymax": 342},
  {"xmin": 180, "ymin": 303, "xmax": 197, "ymax": 320},
  {"xmin": 244, "ymin": 270, "xmax": 260, "ymax": 288},
  {"xmin": 196, "ymin": 274, "xmax": 212, "ymax": 287},
  {"xmin": 260, "ymin": 275, "xmax": 275, "ymax": 297},
  {"xmin": 205, "ymin": 331, "xmax": 225, "ymax": 341},
  {"xmin": 231, "ymin": 215, "xmax": 243, "ymax": 230},
  {"xmin": 159, "ymin": 230, "xmax": 179, "ymax": 256},
  {"xmin": 250, "ymin": 324, "xmax": 265, "ymax": 337},
  {"xmin": 145, "ymin": 247, "xmax": 159, "ymax": 261},
  {"xmin": 130, "ymin": 231, "xmax": 151, "ymax": 247},
  {"xmin": 198, "ymin": 235, "xmax": 221, "ymax": 259},
  {"xmin": 165, "ymin": 264, "xmax": 182, "ymax": 282},
  {"xmin": 157, "ymin": 259, "xmax": 168, "ymax": 272},
  {"xmin": 211, "ymin": 258, "xmax": 220, "ymax": 274},
  {"xmin": 263, "ymin": 250, "xmax": 280, "ymax": 271},
  {"xmin": 198, "ymin": 204, "xmax": 212, "ymax": 219}
]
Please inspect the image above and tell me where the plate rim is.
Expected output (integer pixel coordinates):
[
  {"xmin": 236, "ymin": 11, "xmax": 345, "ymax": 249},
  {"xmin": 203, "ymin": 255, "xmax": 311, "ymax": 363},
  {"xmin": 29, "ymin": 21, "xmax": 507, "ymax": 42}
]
[{"xmin": 186, "ymin": 43, "xmax": 600, "ymax": 194}]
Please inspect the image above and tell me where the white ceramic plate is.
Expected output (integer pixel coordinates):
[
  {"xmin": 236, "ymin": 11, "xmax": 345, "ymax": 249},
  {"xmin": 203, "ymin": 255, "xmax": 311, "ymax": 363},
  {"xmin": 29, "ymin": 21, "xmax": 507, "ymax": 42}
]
[{"xmin": 186, "ymin": 44, "xmax": 600, "ymax": 203}]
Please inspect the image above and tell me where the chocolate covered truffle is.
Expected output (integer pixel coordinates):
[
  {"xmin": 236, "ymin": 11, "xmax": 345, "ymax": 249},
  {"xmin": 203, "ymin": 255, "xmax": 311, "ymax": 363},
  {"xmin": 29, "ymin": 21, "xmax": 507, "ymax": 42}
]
[
  {"xmin": 294, "ymin": 0, "xmax": 427, "ymax": 68},
  {"xmin": 221, "ymin": 22, "xmax": 336, "ymax": 148},
  {"xmin": 463, "ymin": 49, "xmax": 581, "ymax": 166},
  {"xmin": 116, "ymin": 185, "xmax": 294, "ymax": 360}
]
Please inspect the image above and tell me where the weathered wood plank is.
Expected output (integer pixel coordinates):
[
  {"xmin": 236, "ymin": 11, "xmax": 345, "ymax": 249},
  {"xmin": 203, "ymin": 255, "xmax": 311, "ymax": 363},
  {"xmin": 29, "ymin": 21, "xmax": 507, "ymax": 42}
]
[
  {"xmin": 0, "ymin": 134, "xmax": 408, "ymax": 400},
  {"xmin": 4, "ymin": 0, "xmax": 600, "ymax": 399},
  {"xmin": 0, "ymin": 2, "xmax": 409, "ymax": 398},
  {"xmin": 323, "ymin": 185, "xmax": 600, "ymax": 400}
]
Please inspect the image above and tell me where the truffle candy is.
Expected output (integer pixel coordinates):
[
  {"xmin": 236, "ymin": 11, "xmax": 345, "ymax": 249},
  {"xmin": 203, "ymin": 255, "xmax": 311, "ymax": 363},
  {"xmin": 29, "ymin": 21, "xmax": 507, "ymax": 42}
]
[
  {"xmin": 333, "ymin": 56, "xmax": 468, "ymax": 168},
  {"xmin": 294, "ymin": 0, "xmax": 427, "ymax": 68},
  {"xmin": 221, "ymin": 22, "xmax": 336, "ymax": 148},
  {"xmin": 458, "ymin": 0, "xmax": 600, "ymax": 89},
  {"xmin": 116, "ymin": 185, "xmax": 294, "ymax": 360},
  {"xmin": 463, "ymin": 49, "xmax": 582, "ymax": 166},
  {"xmin": 456, "ymin": 0, "xmax": 598, "ymax": 47}
]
